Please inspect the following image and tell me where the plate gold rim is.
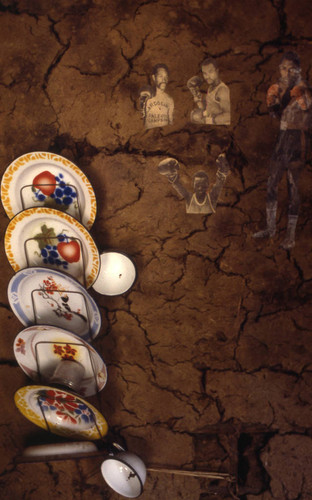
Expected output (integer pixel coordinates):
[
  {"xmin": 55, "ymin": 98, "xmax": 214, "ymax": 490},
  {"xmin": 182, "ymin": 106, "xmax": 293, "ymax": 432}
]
[
  {"xmin": 4, "ymin": 207, "xmax": 99, "ymax": 289},
  {"xmin": 1, "ymin": 151, "xmax": 97, "ymax": 229},
  {"xmin": 14, "ymin": 385, "xmax": 108, "ymax": 440}
]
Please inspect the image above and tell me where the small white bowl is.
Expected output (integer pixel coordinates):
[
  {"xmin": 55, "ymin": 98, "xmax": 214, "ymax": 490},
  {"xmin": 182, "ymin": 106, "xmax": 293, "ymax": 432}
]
[
  {"xmin": 101, "ymin": 451, "xmax": 146, "ymax": 498},
  {"xmin": 92, "ymin": 252, "xmax": 136, "ymax": 296}
]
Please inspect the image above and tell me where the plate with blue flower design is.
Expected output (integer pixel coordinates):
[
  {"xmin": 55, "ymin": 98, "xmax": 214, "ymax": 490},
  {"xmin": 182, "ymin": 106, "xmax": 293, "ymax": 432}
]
[
  {"xmin": 1, "ymin": 152, "xmax": 96, "ymax": 229},
  {"xmin": 5, "ymin": 207, "xmax": 99, "ymax": 288},
  {"xmin": 15, "ymin": 385, "xmax": 108, "ymax": 440}
]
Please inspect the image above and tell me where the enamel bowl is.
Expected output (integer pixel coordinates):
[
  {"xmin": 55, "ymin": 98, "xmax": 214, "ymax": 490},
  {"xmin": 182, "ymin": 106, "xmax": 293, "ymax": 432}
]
[
  {"xmin": 92, "ymin": 252, "xmax": 136, "ymax": 296},
  {"xmin": 101, "ymin": 451, "xmax": 146, "ymax": 498}
]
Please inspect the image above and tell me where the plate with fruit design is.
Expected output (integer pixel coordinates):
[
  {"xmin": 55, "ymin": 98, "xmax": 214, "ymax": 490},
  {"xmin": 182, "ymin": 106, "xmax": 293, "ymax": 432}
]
[
  {"xmin": 5, "ymin": 207, "xmax": 99, "ymax": 288},
  {"xmin": 1, "ymin": 151, "xmax": 96, "ymax": 229},
  {"xmin": 8, "ymin": 267, "xmax": 101, "ymax": 340},
  {"xmin": 14, "ymin": 325, "xmax": 107, "ymax": 396},
  {"xmin": 15, "ymin": 385, "xmax": 108, "ymax": 440}
]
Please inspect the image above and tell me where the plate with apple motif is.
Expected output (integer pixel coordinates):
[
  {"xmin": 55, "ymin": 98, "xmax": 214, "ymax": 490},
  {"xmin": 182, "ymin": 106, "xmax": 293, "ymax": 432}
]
[
  {"xmin": 14, "ymin": 325, "xmax": 107, "ymax": 396},
  {"xmin": 14, "ymin": 385, "xmax": 108, "ymax": 440},
  {"xmin": 5, "ymin": 207, "xmax": 99, "ymax": 288},
  {"xmin": 1, "ymin": 151, "xmax": 96, "ymax": 229},
  {"xmin": 8, "ymin": 267, "xmax": 101, "ymax": 340}
]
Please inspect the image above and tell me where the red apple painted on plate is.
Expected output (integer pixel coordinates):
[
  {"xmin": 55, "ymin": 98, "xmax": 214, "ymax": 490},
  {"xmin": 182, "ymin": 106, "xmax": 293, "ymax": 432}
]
[
  {"xmin": 33, "ymin": 171, "xmax": 56, "ymax": 196},
  {"xmin": 57, "ymin": 240, "xmax": 81, "ymax": 263}
]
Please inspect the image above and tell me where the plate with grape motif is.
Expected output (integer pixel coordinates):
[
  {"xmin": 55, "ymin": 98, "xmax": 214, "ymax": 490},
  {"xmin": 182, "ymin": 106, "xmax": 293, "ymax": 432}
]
[
  {"xmin": 15, "ymin": 385, "xmax": 108, "ymax": 440},
  {"xmin": 5, "ymin": 207, "xmax": 99, "ymax": 288},
  {"xmin": 13, "ymin": 325, "xmax": 107, "ymax": 396},
  {"xmin": 8, "ymin": 267, "xmax": 101, "ymax": 340},
  {"xmin": 1, "ymin": 151, "xmax": 96, "ymax": 229}
]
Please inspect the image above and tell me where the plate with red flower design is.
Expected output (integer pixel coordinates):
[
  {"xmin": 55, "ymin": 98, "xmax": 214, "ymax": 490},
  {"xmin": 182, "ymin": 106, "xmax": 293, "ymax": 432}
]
[
  {"xmin": 8, "ymin": 267, "xmax": 101, "ymax": 341},
  {"xmin": 1, "ymin": 151, "xmax": 96, "ymax": 229},
  {"xmin": 5, "ymin": 207, "xmax": 99, "ymax": 288},
  {"xmin": 14, "ymin": 325, "xmax": 107, "ymax": 397},
  {"xmin": 14, "ymin": 385, "xmax": 108, "ymax": 440}
]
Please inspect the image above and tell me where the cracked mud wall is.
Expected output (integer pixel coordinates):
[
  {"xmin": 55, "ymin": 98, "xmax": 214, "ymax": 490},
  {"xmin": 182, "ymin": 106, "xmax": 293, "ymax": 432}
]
[{"xmin": 1, "ymin": 1, "xmax": 312, "ymax": 499}]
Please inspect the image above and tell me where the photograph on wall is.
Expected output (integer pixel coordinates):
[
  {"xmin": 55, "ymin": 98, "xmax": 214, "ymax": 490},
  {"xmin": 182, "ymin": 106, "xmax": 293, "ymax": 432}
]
[
  {"xmin": 158, "ymin": 153, "xmax": 230, "ymax": 214},
  {"xmin": 138, "ymin": 63, "xmax": 174, "ymax": 129},
  {"xmin": 187, "ymin": 57, "xmax": 230, "ymax": 126},
  {"xmin": 252, "ymin": 51, "xmax": 312, "ymax": 250}
]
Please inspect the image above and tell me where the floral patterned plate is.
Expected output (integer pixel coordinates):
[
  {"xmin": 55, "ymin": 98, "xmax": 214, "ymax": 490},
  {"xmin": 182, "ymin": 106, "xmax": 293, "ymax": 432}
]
[
  {"xmin": 1, "ymin": 151, "xmax": 96, "ymax": 229},
  {"xmin": 14, "ymin": 325, "xmax": 107, "ymax": 397},
  {"xmin": 15, "ymin": 385, "xmax": 108, "ymax": 440},
  {"xmin": 8, "ymin": 267, "xmax": 101, "ymax": 340},
  {"xmin": 5, "ymin": 207, "xmax": 99, "ymax": 288}
]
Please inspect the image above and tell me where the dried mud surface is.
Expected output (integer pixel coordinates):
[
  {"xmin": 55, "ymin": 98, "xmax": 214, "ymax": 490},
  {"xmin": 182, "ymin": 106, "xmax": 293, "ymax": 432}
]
[{"xmin": 0, "ymin": 1, "xmax": 312, "ymax": 499}]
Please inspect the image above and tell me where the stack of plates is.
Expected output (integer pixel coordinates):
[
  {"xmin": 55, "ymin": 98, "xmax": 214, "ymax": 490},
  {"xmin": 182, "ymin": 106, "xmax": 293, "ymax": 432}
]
[
  {"xmin": 2, "ymin": 152, "xmax": 146, "ymax": 497},
  {"xmin": 1, "ymin": 152, "xmax": 108, "ymax": 443}
]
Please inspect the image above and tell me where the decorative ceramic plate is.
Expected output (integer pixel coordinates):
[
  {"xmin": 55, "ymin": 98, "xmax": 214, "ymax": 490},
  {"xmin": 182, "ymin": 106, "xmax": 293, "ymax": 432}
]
[
  {"xmin": 14, "ymin": 325, "xmax": 107, "ymax": 396},
  {"xmin": 8, "ymin": 267, "xmax": 101, "ymax": 340},
  {"xmin": 5, "ymin": 207, "xmax": 99, "ymax": 288},
  {"xmin": 15, "ymin": 385, "xmax": 108, "ymax": 440},
  {"xmin": 23, "ymin": 441, "xmax": 98, "ymax": 457},
  {"xmin": 1, "ymin": 151, "xmax": 96, "ymax": 229}
]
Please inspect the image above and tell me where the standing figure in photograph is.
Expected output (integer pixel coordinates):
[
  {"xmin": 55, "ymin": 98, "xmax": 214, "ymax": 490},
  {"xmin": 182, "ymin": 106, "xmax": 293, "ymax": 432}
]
[
  {"xmin": 139, "ymin": 64, "xmax": 174, "ymax": 129},
  {"xmin": 158, "ymin": 153, "xmax": 230, "ymax": 214},
  {"xmin": 187, "ymin": 57, "xmax": 231, "ymax": 125},
  {"xmin": 253, "ymin": 51, "xmax": 312, "ymax": 249}
]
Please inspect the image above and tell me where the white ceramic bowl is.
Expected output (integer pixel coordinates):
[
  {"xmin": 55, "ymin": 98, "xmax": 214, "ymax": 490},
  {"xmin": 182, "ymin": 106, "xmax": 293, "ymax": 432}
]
[
  {"xmin": 101, "ymin": 451, "xmax": 146, "ymax": 498},
  {"xmin": 92, "ymin": 252, "xmax": 136, "ymax": 296}
]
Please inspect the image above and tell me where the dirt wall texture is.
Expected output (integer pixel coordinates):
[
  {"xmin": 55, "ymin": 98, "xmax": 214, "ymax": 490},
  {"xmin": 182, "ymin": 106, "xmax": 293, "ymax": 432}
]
[{"xmin": 0, "ymin": 1, "xmax": 312, "ymax": 499}]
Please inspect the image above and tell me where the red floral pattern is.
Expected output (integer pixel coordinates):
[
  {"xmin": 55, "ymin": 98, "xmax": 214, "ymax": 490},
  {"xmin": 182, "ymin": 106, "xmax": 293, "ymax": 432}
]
[
  {"xmin": 15, "ymin": 337, "xmax": 26, "ymax": 355},
  {"xmin": 37, "ymin": 277, "xmax": 87, "ymax": 324},
  {"xmin": 53, "ymin": 343, "xmax": 77, "ymax": 361},
  {"xmin": 42, "ymin": 277, "xmax": 58, "ymax": 294},
  {"xmin": 38, "ymin": 389, "xmax": 93, "ymax": 427}
]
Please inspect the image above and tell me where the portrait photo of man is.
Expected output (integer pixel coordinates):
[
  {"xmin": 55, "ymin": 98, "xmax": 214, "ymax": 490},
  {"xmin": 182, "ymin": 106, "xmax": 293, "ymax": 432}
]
[
  {"xmin": 158, "ymin": 153, "xmax": 230, "ymax": 214},
  {"xmin": 253, "ymin": 51, "xmax": 312, "ymax": 249},
  {"xmin": 138, "ymin": 63, "xmax": 174, "ymax": 130},
  {"xmin": 187, "ymin": 57, "xmax": 231, "ymax": 125}
]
